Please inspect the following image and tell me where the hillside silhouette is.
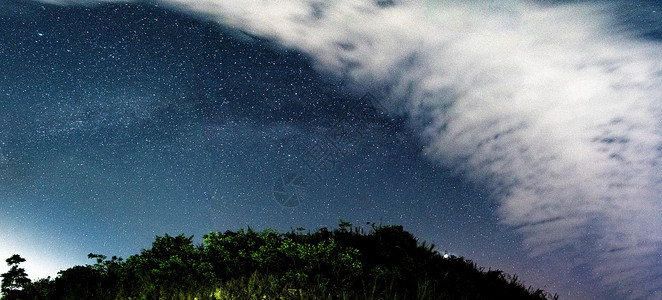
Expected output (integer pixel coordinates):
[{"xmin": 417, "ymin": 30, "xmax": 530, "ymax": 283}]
[{"xmin": 1, "ymin": 221, "xmax": 557, "ymax": 300}]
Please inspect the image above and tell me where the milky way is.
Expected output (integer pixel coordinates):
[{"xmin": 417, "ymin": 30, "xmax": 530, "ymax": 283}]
[{"xmin": 2, "ymin": 1, "xmax": 661, "ymax": 299}]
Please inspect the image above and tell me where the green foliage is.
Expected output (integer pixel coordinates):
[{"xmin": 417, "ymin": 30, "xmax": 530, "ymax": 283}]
[
  {"xmin": 122, "ymin": 233, "xmax": 214, "ymax": 299},
  {"xmin": 6, "ymin": 222, "xmax": 558, "ymax": 300},
  {"xmin": 21, "ymin": 277, "xmax": 55, "ymax": 300}
]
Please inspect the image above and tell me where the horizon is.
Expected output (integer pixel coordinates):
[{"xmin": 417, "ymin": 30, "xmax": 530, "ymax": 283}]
[{"xmin": 1, "ymin": 1, "xmax": 661, "ymax": 299}]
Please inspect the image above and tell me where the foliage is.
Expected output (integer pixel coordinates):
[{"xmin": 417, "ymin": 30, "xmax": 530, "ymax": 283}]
[
  {"xmin": 2, "ymin": 221, "xmax": 558, "ymax": 300},
  {"xmin": 1, "ymin": 254, "xmax": 31, "ymax": 300}
]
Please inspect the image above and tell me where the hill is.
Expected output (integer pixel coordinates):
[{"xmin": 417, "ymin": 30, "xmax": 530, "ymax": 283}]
[{"xmin": 1, "ymin": 221, "xmax": 557, "ymax": 300}]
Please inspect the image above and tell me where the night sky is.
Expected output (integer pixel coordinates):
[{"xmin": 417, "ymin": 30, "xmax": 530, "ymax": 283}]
[{"xmin": 1, "ymin": 1, "xmax": 661, "ymax": 299}]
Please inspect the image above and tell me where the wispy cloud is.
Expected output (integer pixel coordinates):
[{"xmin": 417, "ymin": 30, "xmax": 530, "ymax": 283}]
[{"xmin": 31, "ymin": 0, "xmax": 662, "ymax": 298}]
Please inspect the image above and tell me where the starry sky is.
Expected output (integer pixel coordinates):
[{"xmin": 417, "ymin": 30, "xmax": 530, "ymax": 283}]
[{"xmin": 1, "ymin": 1, "xmax": 661, "ymax": 300}]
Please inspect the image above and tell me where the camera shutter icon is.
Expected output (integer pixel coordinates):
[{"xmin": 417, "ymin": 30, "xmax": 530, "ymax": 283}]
[{"xmin": 272, "ymin": 173, "xmax": 307, "ymax": 207}]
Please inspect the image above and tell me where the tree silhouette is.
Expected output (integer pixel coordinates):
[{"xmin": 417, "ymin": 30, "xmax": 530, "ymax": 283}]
[
  {"xmin": 7, "ymin": 222, "xmax": 558, "ymax": 300},
  {"xmin": 1, "ymin": 254, "xmax": 31, "ymax": 300}
]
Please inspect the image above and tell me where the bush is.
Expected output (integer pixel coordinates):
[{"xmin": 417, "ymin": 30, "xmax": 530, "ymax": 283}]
[{"xmin": 5, "ymin": 222, "xmax": 557, "ymax": 300}]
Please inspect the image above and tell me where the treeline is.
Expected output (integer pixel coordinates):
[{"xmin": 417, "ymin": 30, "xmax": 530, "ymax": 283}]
[{"xmin": 1, "ymin": 221, "xmax": 557, "ymax": 300}]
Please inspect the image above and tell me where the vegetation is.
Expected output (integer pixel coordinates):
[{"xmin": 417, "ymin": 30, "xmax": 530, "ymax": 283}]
[
  {"xmin": 1, "ymin": 221, "xmax": 557, "ymax": 300},
  {"xmin": 1, "ymin": 255, "xmax": 31, "ymax": 300}
]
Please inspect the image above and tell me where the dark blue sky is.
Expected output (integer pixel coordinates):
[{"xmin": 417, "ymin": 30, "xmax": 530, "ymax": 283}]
[
  {"xmin": 0, "ymin": 0, "xmax": 524, "ymax": 282},
  {"xmin": 2, "ymin": 1, "xmax": 660, "ymax": 299}
]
